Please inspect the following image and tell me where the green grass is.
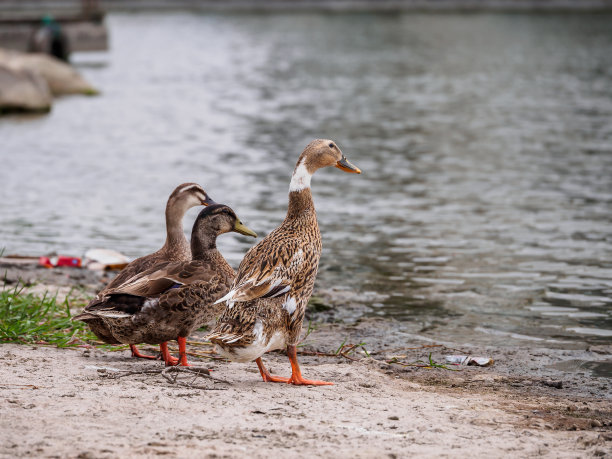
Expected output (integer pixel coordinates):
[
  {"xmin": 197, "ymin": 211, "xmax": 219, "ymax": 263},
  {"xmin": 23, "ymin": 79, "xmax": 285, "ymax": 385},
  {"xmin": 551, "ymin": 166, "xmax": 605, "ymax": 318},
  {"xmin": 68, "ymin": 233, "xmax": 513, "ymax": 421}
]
[
  {"xmin": 82, "ymin": 88, "xmax": 100, "ymax": 96},
  {"xmin": 0, "ymin": 282, "xmax": 97, "ymax": 347}
]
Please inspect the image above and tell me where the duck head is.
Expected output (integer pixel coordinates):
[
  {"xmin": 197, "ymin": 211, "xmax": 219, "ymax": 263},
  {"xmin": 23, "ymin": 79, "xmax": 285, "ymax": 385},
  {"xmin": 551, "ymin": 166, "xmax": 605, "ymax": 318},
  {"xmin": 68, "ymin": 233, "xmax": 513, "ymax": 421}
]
[
  {"xmin": 168, "ymin": 183, "xmax": 216, "ymax": 213},
  {"xmin": 192, "ymin": 204, "xmax": 257, "ymax": 240},
  {"xmin": 289, "ymin": 139, "xmax": 361, "ymax": 192}
]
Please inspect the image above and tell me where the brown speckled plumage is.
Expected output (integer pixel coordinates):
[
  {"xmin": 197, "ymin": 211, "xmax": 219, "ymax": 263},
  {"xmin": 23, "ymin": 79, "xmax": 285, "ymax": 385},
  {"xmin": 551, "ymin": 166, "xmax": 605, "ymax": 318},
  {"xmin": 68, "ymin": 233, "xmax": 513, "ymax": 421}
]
[
  {"xmin": 208, "ymin": 189, "xmax": 320, "ymax": 358},
  {"xmin": 75, "ymin": 205, "xmax": 255, "ymax": 348},
  {"xmin": 82, "ymin": 182, "xmax": 214, "ymax": 344},
  {"xmin": 83, "ymin": 259, "xmax": 234, "ymax": 345},
  {"xmin": 208, "ymin": 139, "xmax": 361, "ymax": 385}
]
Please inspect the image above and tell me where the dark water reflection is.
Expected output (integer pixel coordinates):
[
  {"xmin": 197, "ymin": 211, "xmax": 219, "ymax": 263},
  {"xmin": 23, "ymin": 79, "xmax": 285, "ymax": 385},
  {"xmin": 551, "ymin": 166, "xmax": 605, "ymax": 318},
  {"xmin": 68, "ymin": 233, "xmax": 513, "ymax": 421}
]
[{"xmin": 1, "ymin": 12, "xmax": 611, "ymax": 348}]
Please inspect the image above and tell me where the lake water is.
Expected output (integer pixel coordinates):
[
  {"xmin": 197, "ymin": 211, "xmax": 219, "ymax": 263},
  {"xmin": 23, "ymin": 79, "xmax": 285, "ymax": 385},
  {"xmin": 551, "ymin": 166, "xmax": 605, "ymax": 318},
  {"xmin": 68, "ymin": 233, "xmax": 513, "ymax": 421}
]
[{"xmin": 1, "ymin": 12, "xmax": 611, "ymax": 348}]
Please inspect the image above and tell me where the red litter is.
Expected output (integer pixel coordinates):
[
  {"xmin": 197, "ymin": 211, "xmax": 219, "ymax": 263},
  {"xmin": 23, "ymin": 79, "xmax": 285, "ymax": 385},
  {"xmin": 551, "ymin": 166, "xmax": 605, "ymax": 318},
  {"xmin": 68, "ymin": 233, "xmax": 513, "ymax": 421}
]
[{"xmin": 38, "ymin": 256, "xmax": 82, "ymax": 268}]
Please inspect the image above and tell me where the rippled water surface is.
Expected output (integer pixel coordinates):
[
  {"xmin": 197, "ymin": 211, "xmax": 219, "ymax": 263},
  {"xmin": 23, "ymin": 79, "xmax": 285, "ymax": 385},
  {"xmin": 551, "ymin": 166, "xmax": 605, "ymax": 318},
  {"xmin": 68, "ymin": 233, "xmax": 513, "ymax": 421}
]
[{"xmin": 1, "ymin": 12, "xmax": 611, "ymax": 348}]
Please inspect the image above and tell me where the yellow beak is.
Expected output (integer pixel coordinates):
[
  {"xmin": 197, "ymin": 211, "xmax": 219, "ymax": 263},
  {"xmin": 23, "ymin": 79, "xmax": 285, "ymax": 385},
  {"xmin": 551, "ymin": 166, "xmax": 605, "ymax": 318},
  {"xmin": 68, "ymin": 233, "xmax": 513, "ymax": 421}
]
[
  {"xmin": 233, "ymin": 221, "xmax": 257, "ymax": 238},
  {"xmin": 335, "ymin": 156, "xmax": 361, "ymax": 174}
]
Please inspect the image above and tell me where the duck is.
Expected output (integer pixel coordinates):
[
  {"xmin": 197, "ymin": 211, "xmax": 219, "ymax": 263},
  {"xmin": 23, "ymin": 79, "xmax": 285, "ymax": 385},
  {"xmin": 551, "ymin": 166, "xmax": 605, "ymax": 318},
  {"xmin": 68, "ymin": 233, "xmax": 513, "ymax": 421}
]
[
  {"xmin": 74, "ymin": 204, "xmax": 257, "ymax": 366},
  {"xmin": 207, "ymin": 139, "xmax": 360, "ymax": 385},
  {"xmin": 81, "ymin": 183, "xmax": 215, "ymax": 359}
]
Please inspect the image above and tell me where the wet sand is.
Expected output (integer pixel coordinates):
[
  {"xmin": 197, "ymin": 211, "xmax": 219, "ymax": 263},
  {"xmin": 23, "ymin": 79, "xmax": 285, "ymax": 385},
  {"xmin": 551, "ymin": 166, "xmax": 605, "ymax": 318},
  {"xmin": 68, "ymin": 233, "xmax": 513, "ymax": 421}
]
[
  {"xmin": 2, "ymin": 341, "xmax": 611, "ymax": 458},
  {"xmin": 1, "ymin": 264, "xmax": 611, "ymax": 457}
]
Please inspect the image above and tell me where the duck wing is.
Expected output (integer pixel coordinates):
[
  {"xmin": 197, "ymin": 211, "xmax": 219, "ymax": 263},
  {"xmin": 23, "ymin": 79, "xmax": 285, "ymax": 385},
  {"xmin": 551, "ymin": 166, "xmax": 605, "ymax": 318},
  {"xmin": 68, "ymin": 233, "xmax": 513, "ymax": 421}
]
[
  {"xmin": 88, "ymin": 269, "xmax": 231, "ymax": 321},
  {"xmin": 155, "ymin": 272, "xmax": 233, "ymax": 315},
  {"xmin": 79, "ymin": 260, "xmax": 225, "ymax": 319},
  {"xmin": 112, "ymin": 260, "xmax": 216, "ymax": 297},
  {"xmin": 78, "ymin": 292, "xmax": 149, "ymax": 319},
  {"xmin": 216, "ymin": 232, "xmax": 312, "ymax": 306}
]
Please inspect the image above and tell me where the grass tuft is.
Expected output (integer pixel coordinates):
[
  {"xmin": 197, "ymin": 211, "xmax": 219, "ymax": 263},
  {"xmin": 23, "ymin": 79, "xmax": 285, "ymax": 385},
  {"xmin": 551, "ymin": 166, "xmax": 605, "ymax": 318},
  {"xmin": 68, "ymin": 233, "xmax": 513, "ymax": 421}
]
[
  {"xmin": 82, "ymin": 88, "xmax": 100, "ymax": 96},
  {"xmin": 0, "ymin": 282, "xmax": 97, "ymax": 347}
]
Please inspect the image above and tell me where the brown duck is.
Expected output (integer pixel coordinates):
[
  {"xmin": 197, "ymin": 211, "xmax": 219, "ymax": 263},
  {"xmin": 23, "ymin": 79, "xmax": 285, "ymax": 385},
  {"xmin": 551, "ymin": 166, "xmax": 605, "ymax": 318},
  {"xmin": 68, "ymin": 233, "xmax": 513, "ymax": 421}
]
[
  {"xmin": 75, "ymin": 204, "xmax": 257, "ymax": 366},
  {"xmin": 208, "ymin": 139, "xmax": 360, "ymax": 385},
  {"xmin": 81, "ymin": 183, "xmax": 215, "ymax": 359}
]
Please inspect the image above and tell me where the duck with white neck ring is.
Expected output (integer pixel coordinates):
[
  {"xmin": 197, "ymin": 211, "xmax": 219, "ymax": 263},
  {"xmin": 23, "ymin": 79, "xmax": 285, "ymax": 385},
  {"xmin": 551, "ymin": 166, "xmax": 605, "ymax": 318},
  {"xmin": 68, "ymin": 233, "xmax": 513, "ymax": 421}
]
[{"xmin": 208, "ymin": 139, "xmax": 360, "ymax": 386}]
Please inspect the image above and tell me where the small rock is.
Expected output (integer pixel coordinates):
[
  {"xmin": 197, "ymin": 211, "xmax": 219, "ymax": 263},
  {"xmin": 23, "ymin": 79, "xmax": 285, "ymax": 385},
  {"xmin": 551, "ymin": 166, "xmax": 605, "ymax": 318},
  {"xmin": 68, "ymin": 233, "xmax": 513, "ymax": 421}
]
[
  {"xmin": 542, "ymin": 380, "xmax": 563, "ymax": 389},
  {"xmin": 588, "ymin": 345, "xmax": 612, "ymax": 354},
  {"xmin": 0, "ymin": 48, "xmax": 98, "ymax": 96},
  {"xmin": 0, "ymin": 64, "xmax": 51, "ymax": 113}
]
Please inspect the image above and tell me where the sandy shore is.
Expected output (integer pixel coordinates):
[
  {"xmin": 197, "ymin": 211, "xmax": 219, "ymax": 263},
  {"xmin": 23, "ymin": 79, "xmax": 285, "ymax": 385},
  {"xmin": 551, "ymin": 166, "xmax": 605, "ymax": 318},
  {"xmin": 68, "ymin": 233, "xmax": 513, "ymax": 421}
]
[{"xmin": 1, "ymin": 264, "xmax": 611, "ymax": 457}]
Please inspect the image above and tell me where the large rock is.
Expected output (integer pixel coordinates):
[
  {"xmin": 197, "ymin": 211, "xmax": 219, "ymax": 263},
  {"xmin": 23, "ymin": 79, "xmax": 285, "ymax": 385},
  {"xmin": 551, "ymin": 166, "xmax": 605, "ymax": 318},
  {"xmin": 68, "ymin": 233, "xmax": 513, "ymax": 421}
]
[
  {"xmin": 0, "ymin": 48, "xmax": 98, "ymax": 96},
  {"xmin": 0, "ymin": 64, "xmax": 52, "ymax": 113}
]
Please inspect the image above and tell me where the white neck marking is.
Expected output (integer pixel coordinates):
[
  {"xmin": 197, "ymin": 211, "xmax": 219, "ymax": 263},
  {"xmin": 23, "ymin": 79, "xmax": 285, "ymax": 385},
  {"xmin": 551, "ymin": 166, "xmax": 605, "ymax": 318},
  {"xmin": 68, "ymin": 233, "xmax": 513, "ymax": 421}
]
[{"xmin": 289, "ymin": 161, "xmax": 312, "ymax": 192}]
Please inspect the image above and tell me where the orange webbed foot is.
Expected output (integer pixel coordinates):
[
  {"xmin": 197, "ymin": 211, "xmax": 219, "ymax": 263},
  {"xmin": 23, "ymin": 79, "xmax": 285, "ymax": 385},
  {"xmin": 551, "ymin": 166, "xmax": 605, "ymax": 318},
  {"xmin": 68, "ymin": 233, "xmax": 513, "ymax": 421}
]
[
  {"xmin": 287, "ymin": 375, "xmax": 334, "ymax": 386},
  {"xmin": 130, "ymin": 344, "xmax": 159, "ymax": 360},
  {"xmin": 255, "ymin": 357, "xmax": 290, "ymax": 383},
  {"xmin": 262, "ymin": 373, "xmax": 290, "ymax": 383},
  {"xmin": 286, "ymin": 345, "xmax": 334, "ymax": 386}
]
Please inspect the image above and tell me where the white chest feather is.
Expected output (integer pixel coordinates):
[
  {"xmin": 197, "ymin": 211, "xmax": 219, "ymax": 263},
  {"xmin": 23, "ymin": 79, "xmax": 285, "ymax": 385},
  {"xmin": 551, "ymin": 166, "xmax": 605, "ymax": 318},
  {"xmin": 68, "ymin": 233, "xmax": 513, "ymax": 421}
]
[
  {"xmin": 283, "ymin": 296, "xmax": 298, "ymax": 315},
  {"xmin": 253, "ymin": 320, "xmax": 264, "ymax": 341},
  {"xmin": 215, "ymin": 320, "xmax": 286, "ymax": 363},
  {"xmin": 289, "ymin": 162, "xmax": 312, "ymax": 192}
]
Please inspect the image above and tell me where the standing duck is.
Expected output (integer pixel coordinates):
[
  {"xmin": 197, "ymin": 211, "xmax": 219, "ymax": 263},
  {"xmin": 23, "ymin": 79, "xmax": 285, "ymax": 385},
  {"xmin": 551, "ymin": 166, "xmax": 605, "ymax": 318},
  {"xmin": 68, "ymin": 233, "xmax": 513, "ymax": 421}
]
[
  {"xmin": 208, "ymin": 139, "xmax": 360, "ymax": 385},
  {"xmin": 79, "ymin": 182, "xmax": 215, "ymax": 359},
  {"xmin": 74, "ymin": 204, "xmax": 257, "ymax": 366}
]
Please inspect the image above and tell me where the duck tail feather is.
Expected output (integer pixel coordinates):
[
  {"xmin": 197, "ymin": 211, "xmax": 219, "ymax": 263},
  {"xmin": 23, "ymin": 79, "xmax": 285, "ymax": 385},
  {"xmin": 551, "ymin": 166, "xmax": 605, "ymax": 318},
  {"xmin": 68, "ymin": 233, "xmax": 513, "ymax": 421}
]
[{"xmin": 206, "ymin": 331, "xmax": 243, "ymax": 344}]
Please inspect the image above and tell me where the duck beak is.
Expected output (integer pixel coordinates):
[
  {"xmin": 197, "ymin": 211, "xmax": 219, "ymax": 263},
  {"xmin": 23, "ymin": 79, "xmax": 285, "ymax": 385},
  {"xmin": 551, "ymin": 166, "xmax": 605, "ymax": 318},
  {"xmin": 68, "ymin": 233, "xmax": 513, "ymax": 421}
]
[
  {"xmin": 335, "ymin": 156, "xmax": 361, "ymax": 174},
  {"xmin": 201, "ymin": 195, "xmax": 217, "ymax": 206},
  {"xmin": 233, "ymin": 221, "xmax": 257, "ymax": 238}
]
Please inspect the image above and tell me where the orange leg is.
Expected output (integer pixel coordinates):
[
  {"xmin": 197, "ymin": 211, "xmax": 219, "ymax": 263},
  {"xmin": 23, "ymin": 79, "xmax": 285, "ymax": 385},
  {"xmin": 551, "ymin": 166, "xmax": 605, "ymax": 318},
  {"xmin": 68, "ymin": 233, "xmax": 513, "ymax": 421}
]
[
  {"xmin": 159, "ymin": 342, "xmax": 178, "ymax": 366},
  {"xmin": 176, "ymin": 336, "xmax": 191, "ymax": 367},
  {"xmin": 130, "ymin": 344, "xmax": 158, "ymax": 360},
  {"xmin": 255, "ymin": 357, "xmax": 290, "ymax": 383},
  {"xmin": 286, "ymin": 345, "xmax": 333, "ymax": 386}
]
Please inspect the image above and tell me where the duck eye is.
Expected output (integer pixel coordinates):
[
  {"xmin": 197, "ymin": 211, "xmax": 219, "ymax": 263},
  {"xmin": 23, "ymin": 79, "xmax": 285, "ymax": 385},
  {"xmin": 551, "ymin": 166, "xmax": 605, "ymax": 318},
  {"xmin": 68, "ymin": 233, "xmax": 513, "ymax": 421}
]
[{"xmin": 329, "ymin": 143, "xmax": 335, "ymax": 148}]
